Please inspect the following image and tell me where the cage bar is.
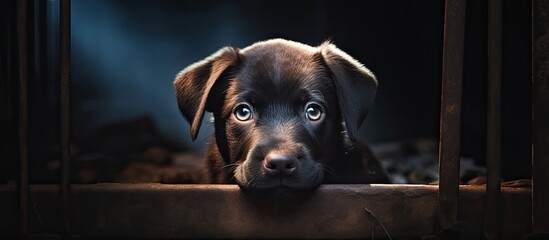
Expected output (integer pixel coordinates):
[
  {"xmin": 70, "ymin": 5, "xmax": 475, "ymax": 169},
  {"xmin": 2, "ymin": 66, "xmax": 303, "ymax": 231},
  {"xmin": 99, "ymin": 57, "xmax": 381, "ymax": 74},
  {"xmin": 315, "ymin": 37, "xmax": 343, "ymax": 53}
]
[
  {"xmin": 532, "ymin": 0, "xmax": 549, "ymax": 234},
  {"xmin": 17, "ymin": 0, "xmax": 29, "ymax": 237},
  {"xmin": 59, "ymin": 0, "xmax": 71, "ymax": 238},
  {"xmin": 484, "ymin": 0, "xmax": 503, "ymax": 239},
  {"xmin": 438, "ymin": 0, "xmax": 466, "ymax": 233}
]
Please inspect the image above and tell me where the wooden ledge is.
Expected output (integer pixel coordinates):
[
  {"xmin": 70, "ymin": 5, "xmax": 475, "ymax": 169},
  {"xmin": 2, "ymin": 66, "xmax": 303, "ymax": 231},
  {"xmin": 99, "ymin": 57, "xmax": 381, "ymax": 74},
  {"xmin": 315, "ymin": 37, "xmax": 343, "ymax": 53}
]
[{"xmin": 0, "ymin": 184, "xmax": 531, "ymax": 239}]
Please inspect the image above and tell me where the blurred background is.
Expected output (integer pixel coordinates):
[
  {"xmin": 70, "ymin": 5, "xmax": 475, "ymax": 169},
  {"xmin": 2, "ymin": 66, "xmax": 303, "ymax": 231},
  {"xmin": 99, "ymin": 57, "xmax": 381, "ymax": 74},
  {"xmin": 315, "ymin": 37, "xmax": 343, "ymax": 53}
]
[{"xmin": 1, "ymin": 0, "xmax": 532, "ymax": 184}]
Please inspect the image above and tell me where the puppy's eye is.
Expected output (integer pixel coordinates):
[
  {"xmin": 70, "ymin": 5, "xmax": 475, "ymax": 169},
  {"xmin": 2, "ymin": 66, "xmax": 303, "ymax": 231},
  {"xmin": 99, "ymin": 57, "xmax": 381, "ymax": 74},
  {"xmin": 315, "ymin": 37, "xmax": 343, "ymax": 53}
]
[
  {"xmin": 234, "ymin": 104, "xmax": 253, "ymax": 121},
  {"xmin": 305, "ymin": 103, "xmax": 323, "ymax": 121}
]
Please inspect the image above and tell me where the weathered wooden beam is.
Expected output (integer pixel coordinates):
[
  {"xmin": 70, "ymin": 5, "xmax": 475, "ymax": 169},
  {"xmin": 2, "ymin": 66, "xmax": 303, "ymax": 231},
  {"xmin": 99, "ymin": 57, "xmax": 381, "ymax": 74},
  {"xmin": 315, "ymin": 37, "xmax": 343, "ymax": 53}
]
[
  {"xmin": 532, "ymin": 0, "xmax": 549, "ymax": 235},
  {"xmin": 17, "ymin": 0, "xmax": 29, "ymax": 237},
  {"xmin": 59, "ymin": 0, "xmax": 72, "ymax": 238},
  {"xmin": 438, "ymin": 0, "xmax": 466, "ymax": 233},
  {"xmin": 485, "ymin": 0, "xmax": 502, "ymax": 239},
  {"xmin": 0, "ymin": 184, "xmax": 532, "ymax": 239}
]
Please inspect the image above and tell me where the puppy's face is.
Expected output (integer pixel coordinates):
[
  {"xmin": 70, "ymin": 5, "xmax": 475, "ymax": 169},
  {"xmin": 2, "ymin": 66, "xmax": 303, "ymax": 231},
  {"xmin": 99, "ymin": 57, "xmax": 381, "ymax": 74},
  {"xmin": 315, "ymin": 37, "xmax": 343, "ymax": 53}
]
[
  {"xmin": 219, "ymin": 46, "xmax": 341, "ymax": 191},
  {"xmin": 174, "ymin": 39, "xmax": 377, "ymax": 193}
]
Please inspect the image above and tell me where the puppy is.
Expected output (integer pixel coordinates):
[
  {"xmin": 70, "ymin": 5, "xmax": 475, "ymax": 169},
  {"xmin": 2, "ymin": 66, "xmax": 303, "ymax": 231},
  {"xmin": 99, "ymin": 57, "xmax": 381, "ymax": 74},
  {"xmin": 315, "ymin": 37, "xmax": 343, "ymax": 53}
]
[{"xmin": 174, "ymin": 39, "xmax": 389, "ymax": 194}]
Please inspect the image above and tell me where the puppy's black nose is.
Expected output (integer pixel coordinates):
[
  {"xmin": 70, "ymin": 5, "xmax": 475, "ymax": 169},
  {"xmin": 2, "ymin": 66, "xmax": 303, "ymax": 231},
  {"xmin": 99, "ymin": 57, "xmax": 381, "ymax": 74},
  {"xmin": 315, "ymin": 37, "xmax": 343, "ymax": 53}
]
[{"xmin": 263, "ymin": 153, "xmax": 297, "ymax": 177}]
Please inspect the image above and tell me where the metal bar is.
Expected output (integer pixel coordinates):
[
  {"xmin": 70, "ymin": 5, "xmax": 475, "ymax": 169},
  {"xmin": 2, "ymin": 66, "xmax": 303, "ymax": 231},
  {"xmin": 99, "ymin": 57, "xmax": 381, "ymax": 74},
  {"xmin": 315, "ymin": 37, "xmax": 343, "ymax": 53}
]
[
  {"xmin": 0, "ymin": 184, "xmax": 533, "ymax": 239},
  {"xmin": 438, "ymin": 0, "xmax": 466, "ymax": 233},
  {"xmin": 484, "ymin": 0, "xmax": 502, "ymax": 239},
  {"xmin": 532, "ymin": 0, "xmax": 549, "ymax": 234},
  {"xmin": 59, "ymin": 0, "xmax": 71, "ymax": 238},
  {"xmin": 17, "ymin": 0, "xmax": 29, "ymax": 237}
]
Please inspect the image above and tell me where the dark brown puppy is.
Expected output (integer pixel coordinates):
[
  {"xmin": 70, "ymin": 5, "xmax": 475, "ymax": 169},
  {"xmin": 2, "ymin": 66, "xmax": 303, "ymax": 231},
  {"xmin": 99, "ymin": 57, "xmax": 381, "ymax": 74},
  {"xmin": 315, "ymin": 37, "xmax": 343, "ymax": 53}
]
[{"xmin": 174, "ymin": 39, "xmax": 389, "ymax": 194}]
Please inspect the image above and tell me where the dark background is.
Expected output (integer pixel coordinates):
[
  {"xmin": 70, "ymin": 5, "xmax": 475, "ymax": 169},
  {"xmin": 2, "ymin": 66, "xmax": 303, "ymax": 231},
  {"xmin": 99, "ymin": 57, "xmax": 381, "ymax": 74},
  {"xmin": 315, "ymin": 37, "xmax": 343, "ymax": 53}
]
[{"xmin": 1, "ymin": 0, "xmax": 532, "ymax": 183}]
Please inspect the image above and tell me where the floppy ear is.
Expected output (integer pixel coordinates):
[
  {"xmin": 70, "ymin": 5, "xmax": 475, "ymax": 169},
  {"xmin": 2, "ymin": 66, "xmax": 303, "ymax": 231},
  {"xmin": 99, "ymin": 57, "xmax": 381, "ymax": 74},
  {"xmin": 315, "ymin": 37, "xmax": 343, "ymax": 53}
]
[
  {"xmin": 320, "ymin": 42, "xmax": 378, "ymax": 143},
  {"xmin": 174, "ymin": 47, "xmax": 240, "ymax": 140}
]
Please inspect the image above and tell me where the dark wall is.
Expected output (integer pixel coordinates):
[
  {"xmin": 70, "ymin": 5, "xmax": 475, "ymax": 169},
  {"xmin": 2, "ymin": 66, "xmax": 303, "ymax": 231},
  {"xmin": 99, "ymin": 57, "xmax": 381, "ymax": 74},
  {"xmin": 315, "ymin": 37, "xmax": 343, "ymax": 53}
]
[{"xmin": 71, "ymin": 0, "xmax": 446, "ymax": 147}]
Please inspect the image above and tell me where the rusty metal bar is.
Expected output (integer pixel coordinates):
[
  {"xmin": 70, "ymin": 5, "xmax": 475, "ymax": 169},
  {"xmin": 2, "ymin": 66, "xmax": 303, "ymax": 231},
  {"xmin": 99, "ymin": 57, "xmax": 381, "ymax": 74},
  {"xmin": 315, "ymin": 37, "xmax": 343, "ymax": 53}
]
[
  {"xmin": 438, "ymin": 0, "xmax": 466, "ymax": 233},
  {"xmin": 17, "ymin": 0, "xmax": 29, "ymax": 237},
  {"xmin": 59, "ymin": 0, "xmax": 71, "ymax": 238},
  {"xmin": 484, "ymin": 0, "xmax": 502, "ymax": 239},
  {"xmin": 0, "ymin": 184, "xmax": 533, "ymax": 239},
  {"xmin": 532, "ymin": 0, "xmax": 549, "ymax": 235}
]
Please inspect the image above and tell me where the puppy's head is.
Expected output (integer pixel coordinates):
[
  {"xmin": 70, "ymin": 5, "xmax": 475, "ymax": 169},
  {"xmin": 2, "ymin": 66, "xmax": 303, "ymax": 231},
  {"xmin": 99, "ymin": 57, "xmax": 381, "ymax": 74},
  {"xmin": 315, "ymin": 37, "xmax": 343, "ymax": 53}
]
[{"xmin": 174, "ymin": 39, "xmax": 377, "ymax": 193}]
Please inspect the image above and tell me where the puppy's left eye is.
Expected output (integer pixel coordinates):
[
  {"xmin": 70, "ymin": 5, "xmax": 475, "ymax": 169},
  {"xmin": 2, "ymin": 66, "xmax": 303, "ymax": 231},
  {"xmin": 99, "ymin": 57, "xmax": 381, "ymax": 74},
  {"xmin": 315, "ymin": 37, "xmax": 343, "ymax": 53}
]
[{"xmin": 305, "ymin": 103, "xmax": 323, "ymax": 121}]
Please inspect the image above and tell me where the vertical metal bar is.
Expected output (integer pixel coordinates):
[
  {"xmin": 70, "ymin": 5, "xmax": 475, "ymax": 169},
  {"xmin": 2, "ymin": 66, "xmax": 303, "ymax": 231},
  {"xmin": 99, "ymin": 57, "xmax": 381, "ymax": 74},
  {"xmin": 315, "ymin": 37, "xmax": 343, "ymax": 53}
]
[
  {"xmin": 438, "ymin": 0, "xmax": 466, "ymax": 233},
  {"xmin": 60, "ymin": 0, "xmax": 71, "ymax": 238},
  {"xmin": 532, "ymin": 0, "xmax": 549, "ymax": 235},
  {"xmin": 17, "ymin": 0, "xmax": 29, "ymax": 237},
  {"xmin": 484, "ymin": 0, "xmax": 502, "ymax": 239}
]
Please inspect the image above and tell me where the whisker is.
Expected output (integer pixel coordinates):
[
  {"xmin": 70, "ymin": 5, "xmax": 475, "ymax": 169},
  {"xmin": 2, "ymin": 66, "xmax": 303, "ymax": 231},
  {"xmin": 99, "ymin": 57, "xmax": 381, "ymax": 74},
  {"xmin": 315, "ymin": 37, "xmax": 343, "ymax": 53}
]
[
  {"xmin": 249, "ymin": 173, "xmax": 265, "ymax": 190},
  {"xmin": 321, "ymin": 164, "xmax": 338, "ymax": 181},
  {"xmin": 219, "ymin": 163, "xmax": 239, "ymax": 170},
  {"xmin": 248, "ymin": 177, "xmax": 258, "ymax": 190},
  {"xmin": 216, "ymin": 162, "xmax": 239, "ymax": 183}
]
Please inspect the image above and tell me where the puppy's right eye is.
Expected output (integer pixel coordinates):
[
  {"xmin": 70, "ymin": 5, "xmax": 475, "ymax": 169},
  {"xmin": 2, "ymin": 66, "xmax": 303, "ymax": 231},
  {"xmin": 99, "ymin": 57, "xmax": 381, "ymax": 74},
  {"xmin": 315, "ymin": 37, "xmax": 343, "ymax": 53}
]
[{"xmin": 233, "ymin": 104, "xmax": 253, "ymax": 121}]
